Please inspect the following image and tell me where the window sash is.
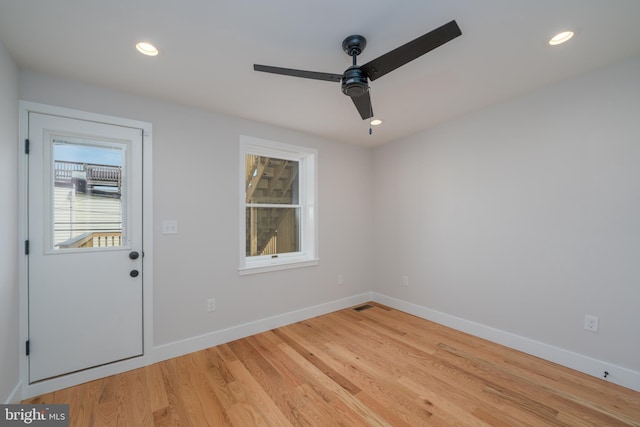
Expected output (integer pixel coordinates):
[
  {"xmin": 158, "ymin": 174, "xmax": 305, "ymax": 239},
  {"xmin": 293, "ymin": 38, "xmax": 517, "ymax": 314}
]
[
  {"xmin": 245, "ymin": 206, "xmax": 301, "ymax": 257},
  {"xmin": 245, "ymin": 155, "xmax": 299, "ymax": 205},
  {"xmin": 239, "ymin": 136, "xmax": 318, "ymax": 274}
]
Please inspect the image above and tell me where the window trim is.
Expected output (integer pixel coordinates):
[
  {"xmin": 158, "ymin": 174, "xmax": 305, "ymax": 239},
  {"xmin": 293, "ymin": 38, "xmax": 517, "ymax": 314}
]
[{"xmin": 238, "ymin": 135, "xmax": 318, "ymax": 275}]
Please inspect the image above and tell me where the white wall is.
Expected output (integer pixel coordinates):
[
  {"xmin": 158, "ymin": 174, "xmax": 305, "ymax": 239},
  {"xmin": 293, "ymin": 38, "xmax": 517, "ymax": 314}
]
[
  {"xmin": 18, "ymin": 70, "xmax": 373, "ymax": 347},
  {"xmin": 372, "ymin": 56, "xmax": 640, "ymax": 378},
  {"xmin": 0, "ymin": 40, "xmax": 19, "ymax": 403},
  {"xmin": 15, "ymin": 55, "xmax": 639, "ymax": 392}
]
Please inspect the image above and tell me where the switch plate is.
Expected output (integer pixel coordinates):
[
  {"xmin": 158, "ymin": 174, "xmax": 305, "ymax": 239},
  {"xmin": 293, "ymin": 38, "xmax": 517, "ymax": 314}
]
[
  {"xmin": 402, "ymin": 275, "xmax": 409, "ymax": 287},
  {"xmin": 338, "ymin": 274, "xmax": 344, "ymax": 285},
  {"xmin": 207, "ymin": 298, "xmax": 216, "ymax": 312},
  {"xmin": 584, "ymin": 314, "xmax": 599, "ymax": 332},
  {"xmin": 162, "ymin": 220, "xmax": 178, "ymax": 234}
]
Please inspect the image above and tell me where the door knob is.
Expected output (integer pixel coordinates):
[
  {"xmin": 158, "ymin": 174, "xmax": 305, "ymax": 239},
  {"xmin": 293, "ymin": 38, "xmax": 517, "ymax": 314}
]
[
  {"xmin": 130, "ymin": 270, "xmax": 139, "ymax": 278},
  {"xmin": 129, "ymin": 251, "xmax": 140, "ymax": 260}
]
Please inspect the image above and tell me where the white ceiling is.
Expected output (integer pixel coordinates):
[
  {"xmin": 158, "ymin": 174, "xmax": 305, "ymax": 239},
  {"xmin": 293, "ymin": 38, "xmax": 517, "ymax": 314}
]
[{"xmin": 1, "ymin": 1, "xmax": 639, "ymax": 147}]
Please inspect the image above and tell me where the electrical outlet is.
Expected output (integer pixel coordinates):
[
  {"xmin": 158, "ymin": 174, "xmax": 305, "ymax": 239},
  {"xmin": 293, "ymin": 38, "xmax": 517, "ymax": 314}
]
[
  {"xmin": 338, "ymin": 274, "xmax": 344, "ymax": 285},
  {"xmin": 162, "ymin": 220, "xmax": 178, "ymax": 234},
  {"xmin": 402, "ymin": 275, "xmax": 409, "ymax": 287},
  {"xmin": 584, "ymin": 314, "xmax": 599, "ymax": 332},
  {"xmin": 207, "ymin": 298, "xmax": 216, "ymax": 312}
]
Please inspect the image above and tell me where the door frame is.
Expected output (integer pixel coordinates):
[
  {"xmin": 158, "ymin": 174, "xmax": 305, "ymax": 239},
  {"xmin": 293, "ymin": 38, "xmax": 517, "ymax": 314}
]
[{"xmin": 18, "ymin": 101, "xmax": 154, "ymax": 399}]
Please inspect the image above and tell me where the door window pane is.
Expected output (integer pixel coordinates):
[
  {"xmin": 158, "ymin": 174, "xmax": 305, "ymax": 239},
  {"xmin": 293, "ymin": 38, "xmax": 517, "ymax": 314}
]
[{"xmin": 51, "ymin": 139, "xmax": 126, "ymax": 250}]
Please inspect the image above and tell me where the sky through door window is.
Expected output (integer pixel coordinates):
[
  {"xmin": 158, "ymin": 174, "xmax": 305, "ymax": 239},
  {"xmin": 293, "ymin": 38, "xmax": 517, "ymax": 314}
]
[{"xmin": 239, "ymin": 136, "xmax": 318, "ymax": 274}]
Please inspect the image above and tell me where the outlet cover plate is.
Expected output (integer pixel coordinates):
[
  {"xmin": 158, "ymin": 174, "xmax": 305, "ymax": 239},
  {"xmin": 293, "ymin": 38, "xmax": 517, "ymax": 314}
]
[
  {"xmin": 162, "ymin": 220, "xmax": 178, "ymax": 234},
  {"xmin": 584, "ymin": 314, "xmax": 599, "ymax": 332}
]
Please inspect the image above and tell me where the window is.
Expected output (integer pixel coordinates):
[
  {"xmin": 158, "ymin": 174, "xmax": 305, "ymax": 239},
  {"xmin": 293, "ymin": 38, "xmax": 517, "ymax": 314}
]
[
  {"xmin": 239, "ymin": 136, "xmax": 318, "ymax": 274},
  {"xmin": 50, "ymin": 137, "xmax": 127, "ymax": 250}
]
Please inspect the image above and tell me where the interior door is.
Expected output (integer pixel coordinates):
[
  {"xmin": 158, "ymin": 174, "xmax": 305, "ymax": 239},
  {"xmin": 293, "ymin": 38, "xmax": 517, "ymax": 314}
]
[{"xmin": 27, "ymin": 112, "xmax": 143, "ymax": 383}]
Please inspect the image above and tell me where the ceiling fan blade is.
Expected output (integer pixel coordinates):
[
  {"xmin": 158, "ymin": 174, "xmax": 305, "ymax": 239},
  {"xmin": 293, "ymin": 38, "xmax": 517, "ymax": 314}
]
[
  {"xmin": 351, "ymin": 91, "xmax": 373, "ymax": 120},
  {"xmin": 254, "ymin": 64, "xmax": 342, "ymax": 82},
  {"xmin": 360, "ymin": 20, "xmax": 461, "ymax": 81}
]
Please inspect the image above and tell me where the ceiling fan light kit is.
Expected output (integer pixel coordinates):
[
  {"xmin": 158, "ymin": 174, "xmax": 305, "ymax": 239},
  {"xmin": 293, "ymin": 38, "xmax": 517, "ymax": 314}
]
[
  {"xmin": 549, "ymin": 30, "xmax": 574, "ymax": 45},
  {"xmin": 135, "ymin": 41, "xmax": 159, "ymax": 56},
  {"xmin": 254, "ymin": 20, "xmax": 462, "ymax": 122}
]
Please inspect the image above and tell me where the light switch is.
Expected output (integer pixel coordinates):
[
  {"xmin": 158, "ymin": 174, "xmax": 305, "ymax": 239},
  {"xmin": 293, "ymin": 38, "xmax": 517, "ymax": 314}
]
[{"xmin": 162, "ymin": 220, "xmax": 178, "ymax": 234}]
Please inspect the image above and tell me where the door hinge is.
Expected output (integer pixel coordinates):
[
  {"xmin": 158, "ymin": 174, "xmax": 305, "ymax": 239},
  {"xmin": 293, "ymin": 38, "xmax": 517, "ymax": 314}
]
[
  {"xmin": 26, "ymin": 340, "xmax": 30, "ymax": 356},
  {"xmin": 25, "ymin": 240, "xmax": 29, "ymax": 255},
  {"xmin": 25, "ymin": 139, "xmax": 30, "ymax": 154}
]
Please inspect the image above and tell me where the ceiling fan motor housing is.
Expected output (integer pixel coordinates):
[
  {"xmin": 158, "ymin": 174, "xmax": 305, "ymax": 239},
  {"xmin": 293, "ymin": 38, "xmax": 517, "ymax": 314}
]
[{"xmin": 341, "ymin": 66, "xmax": 369, "ymax": 97}]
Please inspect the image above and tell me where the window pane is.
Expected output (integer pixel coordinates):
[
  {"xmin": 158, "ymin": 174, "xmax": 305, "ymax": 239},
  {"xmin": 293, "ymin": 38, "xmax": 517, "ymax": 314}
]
[
  {"xmin": 245, "ymin": 207, "xmax": 300, "ymax": 256},
  {"xmin": 245, "ymin": 155, "xmax": 299, "ymax": 204},
  {"xmin": 52, "ymin": 139, "xmax": 125, "ymax": 249}
]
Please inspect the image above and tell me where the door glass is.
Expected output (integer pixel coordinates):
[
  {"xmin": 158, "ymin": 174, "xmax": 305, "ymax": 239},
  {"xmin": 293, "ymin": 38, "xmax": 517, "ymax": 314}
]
[{"xmin": 50, "ymin": 137, "xmax": 127, "ymax": 250}]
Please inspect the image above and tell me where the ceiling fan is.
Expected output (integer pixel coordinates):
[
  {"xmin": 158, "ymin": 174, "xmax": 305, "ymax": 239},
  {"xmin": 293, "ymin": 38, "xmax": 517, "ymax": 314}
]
[{"xmin": 254, "ymin": 20, "xmax": 462, "ymax": 121}]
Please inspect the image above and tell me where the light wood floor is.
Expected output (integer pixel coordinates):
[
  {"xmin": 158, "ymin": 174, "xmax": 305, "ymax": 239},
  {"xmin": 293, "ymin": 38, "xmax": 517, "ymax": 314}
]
[{"xmin": 24, "ymin": 303, "xmax": 640, "ymax": 426}]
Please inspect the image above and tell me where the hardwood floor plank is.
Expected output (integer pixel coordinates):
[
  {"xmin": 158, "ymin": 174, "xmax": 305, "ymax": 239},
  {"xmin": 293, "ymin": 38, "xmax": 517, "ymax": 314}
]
[
  {"xmin": 157, "ymin": 359, "xmax": 193, "ymax": 426},
  {"xmin": 172, "ymin": 353, "xmax": 218, "ymax": 426},
  {"xmin": 228, "ymin": 336, "xmax": 301, "ymax": 425},
  {"xmin": 225, "ymin": 359, "xmax": 293, "ymax": 426},
  {"xmin": 93, "ymin": 400, "xmax": 120, "ymax": 427},
  {"xmin": 272, "ymin": 327, "xmax": 362, "ymax": 395},
  {"xmin": 150, "ymin": 406, "xmax": 175, "ymax": 427},
  {"xmin": 144, "ymin": 363, "xmax": 169, "ymax": 413},
  {"xmin": 278, "ymin": 343, "xmax": 392, "ymax": 427},
  {"xmin": 201, "ymin": 347, "xmax": 238, "ymax": 411},
  {"xmin": 22, "ymin": 304, "xmax": 640, "ymax": 426},
  {"xmin": 276, "ymin": 331, "xmax": 416, "ymax": 426}
]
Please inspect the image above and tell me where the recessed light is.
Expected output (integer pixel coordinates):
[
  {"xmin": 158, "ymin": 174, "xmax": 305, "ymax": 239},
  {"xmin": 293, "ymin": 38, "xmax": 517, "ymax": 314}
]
[
  {"xmin": 549, "ymin": 31, "xmax": 574, "ymax": 46},
  {"xmin": 135, "ymin": 42, "xmax": 159, "ymax": 56},
  {"xmin": 370, "ymin": 119, "xmax": 383, "ymax": 126}
]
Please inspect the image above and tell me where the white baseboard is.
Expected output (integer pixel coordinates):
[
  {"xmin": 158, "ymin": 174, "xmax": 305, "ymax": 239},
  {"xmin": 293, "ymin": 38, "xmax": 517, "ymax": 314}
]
[
  {"xmin": 372, "ymin": 292, "xmax": 640, "ymax": 392},
  {"xmin": 152, "ymin": 292, "xmax": 373, "ymax": 364},
  {"xmin": 4, "ymin": 381, "xmax": 22, "ymax": 404},
  {"xmin": 22, "ymin": 291, "xmax": 635, "ymax": 399},
  {"xmin": 20, "ymin": 293, "xmax": 372, "ymax": 400}
]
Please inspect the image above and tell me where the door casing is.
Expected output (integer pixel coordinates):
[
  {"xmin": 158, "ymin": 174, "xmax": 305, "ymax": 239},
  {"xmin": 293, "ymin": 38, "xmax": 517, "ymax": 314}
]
[{"xmin": 18, "ymin": 101, "xmax": 154, "ymax": 399}]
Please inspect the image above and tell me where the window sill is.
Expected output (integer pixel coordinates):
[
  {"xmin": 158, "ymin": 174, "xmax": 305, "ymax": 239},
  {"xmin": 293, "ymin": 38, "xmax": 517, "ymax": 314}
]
[{"xmin": 238, "ymin": 257, "xmax": 319, "ymax": 275}]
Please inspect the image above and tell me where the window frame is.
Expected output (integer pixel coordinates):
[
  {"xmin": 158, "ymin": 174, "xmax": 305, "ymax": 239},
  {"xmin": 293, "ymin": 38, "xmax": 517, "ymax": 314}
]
[{"xmin": 239, "ymin": 135, "xmax": 318, "ymax": 275}]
